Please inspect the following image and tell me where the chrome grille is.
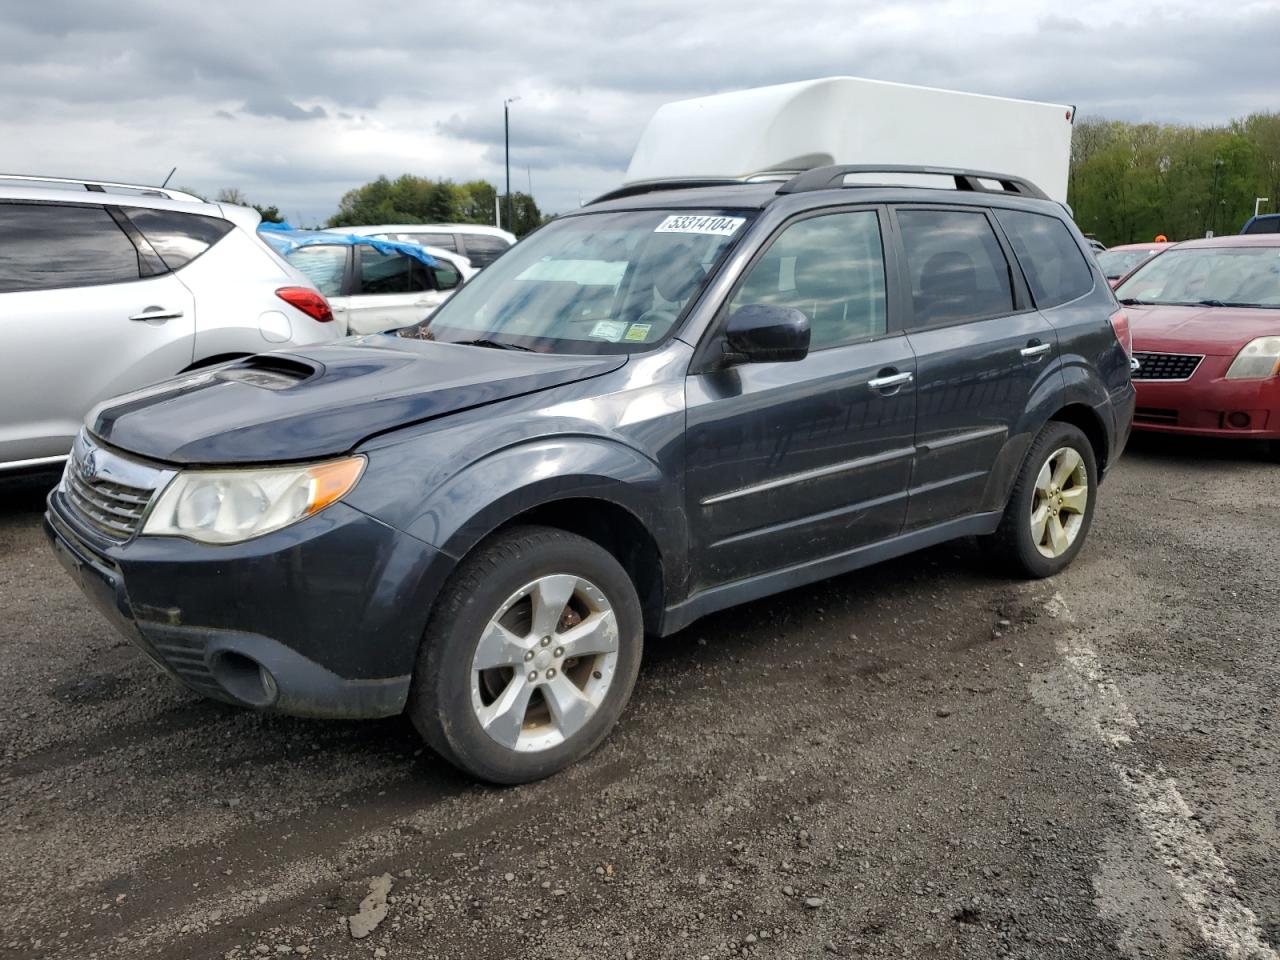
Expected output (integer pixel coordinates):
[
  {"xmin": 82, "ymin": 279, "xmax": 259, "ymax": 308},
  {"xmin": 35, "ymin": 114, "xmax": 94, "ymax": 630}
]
[
  {"xmin": 1133, "ymin": 352, "xmax": 1203, "ymax": 381},
  {"xmin": 61, "ymin": 432, "xmax": 166, "ymax": 541}
]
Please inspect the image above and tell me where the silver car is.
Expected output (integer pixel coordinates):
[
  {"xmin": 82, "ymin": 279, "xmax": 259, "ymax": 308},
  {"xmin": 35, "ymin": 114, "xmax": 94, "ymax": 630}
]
[{"xmin": 0, "ymin": 176, "xmax": 342, "ymax": 474}]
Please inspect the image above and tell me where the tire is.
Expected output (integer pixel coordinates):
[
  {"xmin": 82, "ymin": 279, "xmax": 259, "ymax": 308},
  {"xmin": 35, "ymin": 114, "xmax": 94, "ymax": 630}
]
[
  {"xmin": 408, "ymin": 525, "xmax": 644, "ymax": 784},
  {"xmin": 990, "ymin": 421, "xmax": 1098, "ymax": 578}
]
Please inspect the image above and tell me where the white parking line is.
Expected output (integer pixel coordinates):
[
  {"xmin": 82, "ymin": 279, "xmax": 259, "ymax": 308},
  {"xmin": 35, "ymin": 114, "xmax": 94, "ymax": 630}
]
[{"xmin": 1046, "ymin": 592, "xmax": 1278, "ymax": 960}]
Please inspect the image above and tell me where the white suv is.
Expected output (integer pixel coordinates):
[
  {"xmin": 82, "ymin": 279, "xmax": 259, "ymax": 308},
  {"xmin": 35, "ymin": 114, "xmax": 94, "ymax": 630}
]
[
  {"xmin": 0, "ymin": 176, "xmax": 342, "ymax": 474},
  {"xmin": 330, "ymin": 223, "xmax": 516, "ymax": 268}
]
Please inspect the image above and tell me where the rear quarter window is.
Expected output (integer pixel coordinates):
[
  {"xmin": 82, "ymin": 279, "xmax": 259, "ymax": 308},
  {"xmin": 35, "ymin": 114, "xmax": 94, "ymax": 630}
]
[
  {"xmin": 122, "ymin": 207, "xmax": 234, "ymax": 270},
  {"xmin": 994, "ymin": 209, "xmax": 1095, "ymax": 307}
]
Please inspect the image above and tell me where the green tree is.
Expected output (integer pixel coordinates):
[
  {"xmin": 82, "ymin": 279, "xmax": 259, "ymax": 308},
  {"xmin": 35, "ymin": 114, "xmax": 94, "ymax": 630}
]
[
  {"xmin": 252, "ymin": 204, "xmax": 284, "ymax": 223},
  {"xmin": 327, "ymin": 174, "xmax": 544, "ymax": 236}
]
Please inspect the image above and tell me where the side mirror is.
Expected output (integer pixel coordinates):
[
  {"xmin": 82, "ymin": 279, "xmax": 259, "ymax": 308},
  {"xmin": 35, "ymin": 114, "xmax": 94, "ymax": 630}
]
[{"xmin": 723, "ymin": 304, "xmax": 810, "ymax": 365}]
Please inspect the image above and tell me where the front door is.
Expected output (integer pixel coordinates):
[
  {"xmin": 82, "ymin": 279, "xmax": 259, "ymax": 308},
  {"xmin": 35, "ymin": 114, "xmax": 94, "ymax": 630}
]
[
  {"xmin": 889, "ymin": 206, "xmax": 1060, "ymax": 530},
  {"xmin": 684, "ymin": 207, "xmax": 916, "ymax": 593}
]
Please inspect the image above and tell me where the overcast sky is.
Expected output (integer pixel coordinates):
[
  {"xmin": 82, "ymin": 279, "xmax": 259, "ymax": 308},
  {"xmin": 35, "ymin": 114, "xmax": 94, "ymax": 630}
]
[{"xmin": 3, "ymin": 0, "xmax": 1277, "ymax": 225}]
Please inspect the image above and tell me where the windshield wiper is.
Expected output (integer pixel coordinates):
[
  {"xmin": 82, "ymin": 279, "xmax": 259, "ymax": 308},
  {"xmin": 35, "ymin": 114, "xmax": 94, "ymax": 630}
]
[
  {"xmin": 451, "ymin": 338, "xmax": 534, "ymax": 352},
  {"xmin": 1117, "ymin": 297, "xmax": 1150, "ymax": 305},
  {"xmin": 1193, "ymin": 299, "xmax": 1278, "ymax": 309}
]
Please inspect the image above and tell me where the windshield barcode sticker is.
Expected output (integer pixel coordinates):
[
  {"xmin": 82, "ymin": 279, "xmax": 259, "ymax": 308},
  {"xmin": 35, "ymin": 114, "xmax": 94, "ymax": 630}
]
[{"xmin": 655, "ymin": 215, "xmax": 745, "ymax": 237}]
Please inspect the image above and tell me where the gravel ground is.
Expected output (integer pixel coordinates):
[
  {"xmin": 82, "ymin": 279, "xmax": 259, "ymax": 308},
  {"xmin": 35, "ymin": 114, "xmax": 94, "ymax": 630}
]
[{"xmin": 1, "ymin": 433, "xmax": 1277, "ymax": 960}]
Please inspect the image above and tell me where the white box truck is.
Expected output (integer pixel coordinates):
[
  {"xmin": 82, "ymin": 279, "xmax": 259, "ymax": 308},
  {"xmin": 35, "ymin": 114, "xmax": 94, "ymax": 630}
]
[{"xmin": 624, "ymin": 76, "xmax": 1075, "ymax": 204}]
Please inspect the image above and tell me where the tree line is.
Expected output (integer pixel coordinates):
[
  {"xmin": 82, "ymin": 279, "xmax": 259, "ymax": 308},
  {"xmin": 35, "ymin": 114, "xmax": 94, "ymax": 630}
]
[
  {"xmin": 1069, "ymin": 112, "xmax": 1280, "ymax": 245},
  {"xmin": 326, "ymin": 175, "xmax": 543, "ymax": 236}
]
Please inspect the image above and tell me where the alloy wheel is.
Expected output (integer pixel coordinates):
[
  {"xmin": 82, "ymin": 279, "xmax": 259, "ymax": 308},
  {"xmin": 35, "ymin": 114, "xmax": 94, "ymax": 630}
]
[
  {"xmin": 469, "ymin": 574, "xmax": 620, "ymax": 753},
  {"xmin": 1030, "ymin": 446, "xmax": 1089, "ymax": 559}
]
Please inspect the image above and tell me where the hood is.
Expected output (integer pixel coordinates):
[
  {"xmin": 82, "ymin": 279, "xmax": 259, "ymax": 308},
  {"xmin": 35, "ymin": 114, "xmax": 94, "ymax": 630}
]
[
  {"xmin": 89, "ymin": 337, "xmax": 627, "ymax": 464},
  {"xmin": 1127, "ymin": 304, "xmax": 1280, "ymax": 356}
]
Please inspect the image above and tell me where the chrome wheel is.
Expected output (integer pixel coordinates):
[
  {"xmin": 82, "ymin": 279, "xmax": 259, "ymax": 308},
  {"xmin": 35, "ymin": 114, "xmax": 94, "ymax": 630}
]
[
  {"xmin": 1030, "ymin": 446, "xmax": 1089, "ymax": 559},
  {"xmin": 469, "ymin": 574, "xmax": 620, "ymax": 753}
]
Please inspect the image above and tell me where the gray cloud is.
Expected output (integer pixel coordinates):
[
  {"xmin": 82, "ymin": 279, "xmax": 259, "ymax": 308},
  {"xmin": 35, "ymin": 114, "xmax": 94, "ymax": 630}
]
[
  {"xmin": 241, "ymin": 95, "xmax": 328, "ymax": 122},
  {"xmin": 1, "ymin": 0, "xmax": 1276, "ymax": 222}
]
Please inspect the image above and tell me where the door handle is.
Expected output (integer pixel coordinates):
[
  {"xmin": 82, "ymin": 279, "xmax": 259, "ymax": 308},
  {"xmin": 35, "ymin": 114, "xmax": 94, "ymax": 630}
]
[
  {"xmin": 129, "ymin": 307, "xmax": 184, "ymax": 322},
  {"xmin": 867, "ymin": 371, "xmax": 914, "ymax": 390},
  {"xmin": 1020, "ymin": 341, "xmax": 1052, "ymax": 358}
]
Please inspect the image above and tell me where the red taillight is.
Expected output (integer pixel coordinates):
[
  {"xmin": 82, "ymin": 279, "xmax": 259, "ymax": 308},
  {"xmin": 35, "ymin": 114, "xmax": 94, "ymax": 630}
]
[
  {"xmin": 276, "ymin": 286, "xmax": 334, "ymax": 323},
  {"xmin": 1109, "ymin": 309, "xmax": 1132, "ymax": 357}
]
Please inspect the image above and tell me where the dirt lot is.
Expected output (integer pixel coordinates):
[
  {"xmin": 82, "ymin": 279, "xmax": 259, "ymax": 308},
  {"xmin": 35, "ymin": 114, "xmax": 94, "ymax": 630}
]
[{"xmin": 2, "ymin": 434, "xmax": 1278, "ymax": 960}]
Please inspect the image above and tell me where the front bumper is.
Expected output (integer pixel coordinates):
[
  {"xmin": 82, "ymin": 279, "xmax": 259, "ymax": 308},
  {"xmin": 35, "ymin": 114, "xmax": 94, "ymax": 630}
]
[
  {"xmin": 1132, "ymin": 356, "xmax": 1279, "ymax": 439},
  {"xmin": 45, "ymin": 488, "xmax": 454, "ymax": 719}
]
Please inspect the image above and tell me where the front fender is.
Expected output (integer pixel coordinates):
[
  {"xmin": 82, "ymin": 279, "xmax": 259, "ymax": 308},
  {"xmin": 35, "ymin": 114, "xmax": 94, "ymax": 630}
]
[{"xmin": 419, "ymin": 437, "xmax": 681, "ymax": 558}]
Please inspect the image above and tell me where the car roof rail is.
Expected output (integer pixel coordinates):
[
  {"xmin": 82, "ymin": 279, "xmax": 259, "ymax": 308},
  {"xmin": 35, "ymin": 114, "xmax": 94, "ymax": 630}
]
[
  {"xmin": 589, "ymin": 178, "xmax": 768, "ymax": 205},
  {"xmin": 0, "ymin": 174, "xmax": 205, "ymax": 203},
  {"xmin": 775, "ymin": 164, "xmax": 1050, "ymax": 200}
]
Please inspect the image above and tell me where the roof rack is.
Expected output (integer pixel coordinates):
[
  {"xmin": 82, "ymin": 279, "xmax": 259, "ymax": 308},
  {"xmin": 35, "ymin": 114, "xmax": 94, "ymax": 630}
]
[
  {"xmin": 776, "ymin": 164, "xmax": 1049, "ymax": 199},
  {"xmin": 590, "ymin": 178, "xmax": 767, "ymax": 205},
  {"xmin": 0, "ymin": 174, "xmax": 204, "ymax": 203}
]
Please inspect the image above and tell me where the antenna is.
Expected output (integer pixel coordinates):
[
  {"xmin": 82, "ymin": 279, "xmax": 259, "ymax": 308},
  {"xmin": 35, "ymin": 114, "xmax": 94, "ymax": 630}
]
[{"xmin": 160, "ymin": 166, "xmax": 177, "ymax": 188}]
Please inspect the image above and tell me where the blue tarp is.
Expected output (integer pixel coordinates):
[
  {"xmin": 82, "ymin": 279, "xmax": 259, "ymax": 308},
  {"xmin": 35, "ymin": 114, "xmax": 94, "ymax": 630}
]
[{"xmin": 258, "ymin": 226, "xmax": 439, "ymax": 267}]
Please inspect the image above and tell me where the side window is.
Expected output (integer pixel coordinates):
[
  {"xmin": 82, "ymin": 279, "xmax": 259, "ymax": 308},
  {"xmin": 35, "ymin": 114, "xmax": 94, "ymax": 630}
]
[
  {"xmin": 994, "ymin": 209, "xmax": 1094, "ymax": 307},
  {"xmin": 431, "ymin": 259, "xmax": 461, "ymax": 291},
  {"xmin": 729, "ymin": 210, "xmax": 887, "ymax": 351},
  {"xmin": 396, "ymin": 232, "xmax": 458, "ymax": 252},
  {"xmin": 358, "ymin": 249, "xmax": 431, "ymax": 295},
  {"xmin": 285, "ymin": 245, "xmax": 347, "ymax": 297},
  {"xmin": 0, "ymin": 202, "xmax": 141, "ymax": 292},
  {"xmin": 460, "ymin": 234, "xmax": 511, "ymax": 268},
  {"xmin": 122, "ymin": 208, "xmax": 233, "ymax": 270},
  {"xmin": 896, "ymin": 209, "xmax": 1015, "ymax": 328}
]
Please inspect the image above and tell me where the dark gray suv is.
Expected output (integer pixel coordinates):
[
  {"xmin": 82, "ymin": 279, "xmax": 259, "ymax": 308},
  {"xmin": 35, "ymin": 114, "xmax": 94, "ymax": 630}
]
[{"xmin": 46, "ymin": 165, "xmax": 1136, "ymax": 783}]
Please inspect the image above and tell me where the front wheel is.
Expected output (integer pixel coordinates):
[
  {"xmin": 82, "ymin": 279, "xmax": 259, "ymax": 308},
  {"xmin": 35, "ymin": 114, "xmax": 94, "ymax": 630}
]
[
  {"xmin": 990, "ymin": 421, "xmax": 1098, "ymax": 578},
  {"xmin": 408, "ymin": 526, "xmax": 644, "ymax": 784}
]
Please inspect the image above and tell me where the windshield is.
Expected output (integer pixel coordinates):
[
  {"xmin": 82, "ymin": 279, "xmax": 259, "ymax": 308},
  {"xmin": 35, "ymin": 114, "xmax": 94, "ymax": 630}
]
[
  {"xmin": 1116, "ymin": 245, "xmax": 1280, "ymax": 307},
  {"xmin": 1096, "ymin": 248, "xmax": 1157, "ymax": 280},
  {"xmin": 412, "ymin": 209, "xmax": 754, "ymax": 353}
]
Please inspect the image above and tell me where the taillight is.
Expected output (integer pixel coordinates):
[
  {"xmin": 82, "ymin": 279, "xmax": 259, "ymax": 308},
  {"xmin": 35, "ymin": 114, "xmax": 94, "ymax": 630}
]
[
  {"xmin": 1108, "ymin": 309, "xmax": 1132, "ymax": 357},
  {"xmin": 276, "ymin": 286, "xmax": 333, "ymax": 323}
]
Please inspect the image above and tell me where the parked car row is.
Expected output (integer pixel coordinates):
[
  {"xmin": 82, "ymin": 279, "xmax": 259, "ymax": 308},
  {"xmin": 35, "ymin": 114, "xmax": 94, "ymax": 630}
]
[{"xmin": 260, "ymin": 228, "xmax": 476, "ymax": 335}]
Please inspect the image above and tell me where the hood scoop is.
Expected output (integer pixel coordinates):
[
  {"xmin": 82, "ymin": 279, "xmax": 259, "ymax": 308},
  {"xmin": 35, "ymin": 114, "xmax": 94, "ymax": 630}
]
[{"xmin": 214, "ymin": 354, "xmax": 318, "ymax": 391}]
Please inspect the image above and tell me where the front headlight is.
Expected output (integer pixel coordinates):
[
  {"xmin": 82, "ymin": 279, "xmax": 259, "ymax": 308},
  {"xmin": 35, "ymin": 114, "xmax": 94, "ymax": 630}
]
[
  {"xmin": 142, "ymin": 456, "xmax": 365, "ymax": 544},
  {"xmin": 1225, "ymin": 337, "xmax": 1280, "ymax": 380}
]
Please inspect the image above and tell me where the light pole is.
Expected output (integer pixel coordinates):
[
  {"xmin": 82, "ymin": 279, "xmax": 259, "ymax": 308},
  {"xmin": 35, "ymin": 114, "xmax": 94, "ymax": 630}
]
[{"xmin": 504, "ymin": 96, "xmax": 520, "ymax": 232}]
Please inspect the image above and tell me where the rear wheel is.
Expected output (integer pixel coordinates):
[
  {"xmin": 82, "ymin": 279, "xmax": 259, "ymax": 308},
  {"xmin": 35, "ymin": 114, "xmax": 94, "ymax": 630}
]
[
  {"xmin": 991, "ymin": 421, "xmax": 1097, "ymax": 578},
  {"xmin": 408, "ymin": 526, "xmax": 643, "ymax": 784}
]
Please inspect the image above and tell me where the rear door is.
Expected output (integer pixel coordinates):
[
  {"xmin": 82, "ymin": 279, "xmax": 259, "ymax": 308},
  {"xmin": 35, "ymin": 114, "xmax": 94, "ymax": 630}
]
[
  {"xmin": 890, "ymin": 205, "xmax": 1060, "ymax": 530},
  {"xmin": 0, "ymin": 200, "xmax": 196, "ymax": 466},
  {"xmin": 684, "ymin": 206, "xmax": 916, "ymax": 592}
]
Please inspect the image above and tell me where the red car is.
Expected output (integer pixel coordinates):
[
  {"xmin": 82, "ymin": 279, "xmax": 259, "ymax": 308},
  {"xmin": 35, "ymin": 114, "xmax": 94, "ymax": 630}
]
[
  {"xmin": 1119, "ymin": 234, "xmax": 1280, "ymax": 456},
  {"xmin": 1096, "ymin": 241, "xmax": 1170, "ymax": 287}
]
